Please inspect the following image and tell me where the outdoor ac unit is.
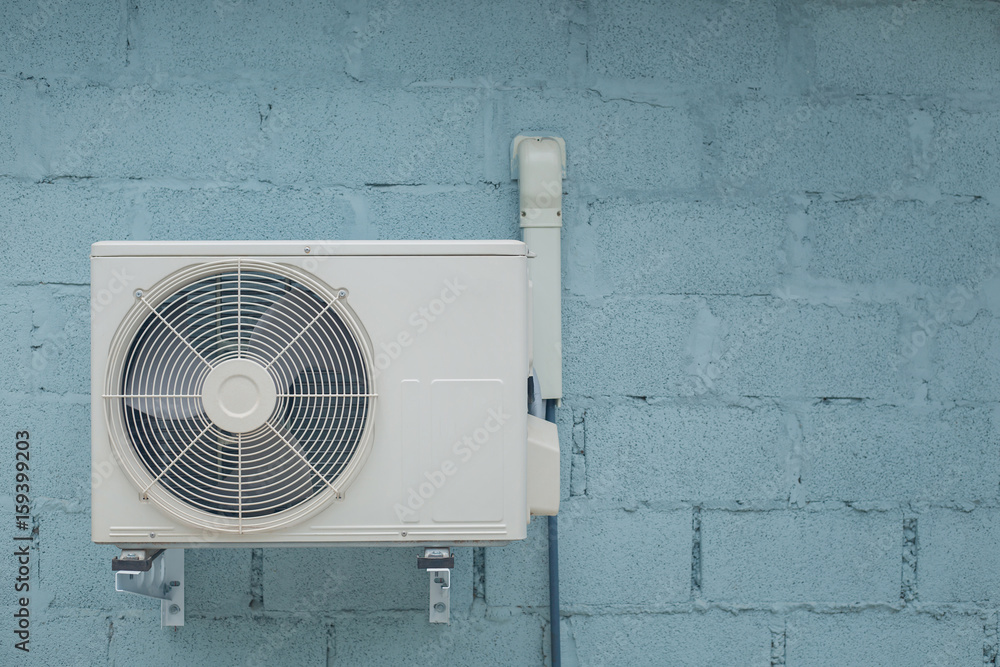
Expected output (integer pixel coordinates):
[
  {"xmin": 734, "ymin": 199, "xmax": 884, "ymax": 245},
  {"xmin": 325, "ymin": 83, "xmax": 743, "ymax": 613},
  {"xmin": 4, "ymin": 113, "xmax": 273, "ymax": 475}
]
[{"xmin": 91, "ymin": 240, "xmax": 559, "ymax": 550}]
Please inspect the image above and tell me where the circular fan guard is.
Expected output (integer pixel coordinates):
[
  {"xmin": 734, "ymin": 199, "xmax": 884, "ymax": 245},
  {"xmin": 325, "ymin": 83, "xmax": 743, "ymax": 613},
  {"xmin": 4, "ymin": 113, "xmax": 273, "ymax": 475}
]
[{"xmin": 103, "ymin": 259, "xmax": 377, "ymax": 533}]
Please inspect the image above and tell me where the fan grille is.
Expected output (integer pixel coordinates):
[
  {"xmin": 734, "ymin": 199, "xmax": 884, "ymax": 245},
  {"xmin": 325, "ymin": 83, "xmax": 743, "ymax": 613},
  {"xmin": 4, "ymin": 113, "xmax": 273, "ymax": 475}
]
[{"xmin": 104, "ymin": 259, "xmax": 376, "ymax": 533}]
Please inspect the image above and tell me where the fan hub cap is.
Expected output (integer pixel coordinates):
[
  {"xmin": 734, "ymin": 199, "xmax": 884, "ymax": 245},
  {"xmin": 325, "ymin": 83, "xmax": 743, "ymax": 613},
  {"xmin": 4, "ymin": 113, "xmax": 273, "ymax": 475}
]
[{"xmin": 201, "ymin": 359, "xmax": 277, "ymax": 433}]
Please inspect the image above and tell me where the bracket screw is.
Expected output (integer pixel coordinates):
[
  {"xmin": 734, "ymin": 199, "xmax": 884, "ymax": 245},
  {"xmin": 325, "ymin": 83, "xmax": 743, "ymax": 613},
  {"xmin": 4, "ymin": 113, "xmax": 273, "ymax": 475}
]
[{"xmin": 149, "ymin": 532, "xmax": 156, "ymax": 538}]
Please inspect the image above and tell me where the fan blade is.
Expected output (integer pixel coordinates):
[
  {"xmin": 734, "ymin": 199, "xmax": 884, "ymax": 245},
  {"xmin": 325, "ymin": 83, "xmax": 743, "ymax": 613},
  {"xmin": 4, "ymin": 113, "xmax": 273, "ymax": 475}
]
[
  {"xmin": 248, "ymin": 289, "xmax": 328, "ymax": 395},
  {"xmin": 220, "ymin": 426, "xmax": 322, "ymax": 518},
  {"xmin": 123, "ymin": 320, "xmax": 206, "ymax": 420}
]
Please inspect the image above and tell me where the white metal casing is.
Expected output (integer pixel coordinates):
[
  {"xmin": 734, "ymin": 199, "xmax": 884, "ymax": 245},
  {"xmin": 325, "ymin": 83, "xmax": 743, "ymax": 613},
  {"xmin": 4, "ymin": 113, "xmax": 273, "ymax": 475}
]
[{"xmin": 91, "ymin": 240, "xmax": 534, "ymax": 547}]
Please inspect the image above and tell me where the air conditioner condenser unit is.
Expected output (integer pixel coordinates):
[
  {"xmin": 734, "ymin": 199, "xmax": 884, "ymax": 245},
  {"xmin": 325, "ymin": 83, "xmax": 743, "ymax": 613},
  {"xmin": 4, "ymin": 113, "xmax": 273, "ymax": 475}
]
[
  {"xmin": 91, "ymin": 240, "xmax": 559, "ymax": 624},
  {"xmin": 92, "ymin": 239, "xmax": 559, "ymax": 544}
]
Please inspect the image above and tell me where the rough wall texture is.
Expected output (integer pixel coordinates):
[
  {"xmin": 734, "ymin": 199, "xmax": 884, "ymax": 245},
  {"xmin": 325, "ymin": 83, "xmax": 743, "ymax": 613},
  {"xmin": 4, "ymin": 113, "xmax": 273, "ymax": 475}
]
[{"xmin": 1, "ymin": 0, "xmax": 999, "ymax": 665}]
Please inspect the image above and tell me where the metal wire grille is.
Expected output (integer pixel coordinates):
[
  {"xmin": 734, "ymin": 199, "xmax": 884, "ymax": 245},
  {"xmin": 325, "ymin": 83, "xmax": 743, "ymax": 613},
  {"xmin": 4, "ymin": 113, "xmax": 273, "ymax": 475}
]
[{"xmin": 103, "ymin": 259, "xmax": 376, "ymax": 533}]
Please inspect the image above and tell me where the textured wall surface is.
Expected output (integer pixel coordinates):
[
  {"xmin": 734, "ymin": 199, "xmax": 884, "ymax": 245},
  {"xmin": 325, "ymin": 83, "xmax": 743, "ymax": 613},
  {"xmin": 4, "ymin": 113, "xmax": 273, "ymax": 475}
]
[{"xmin": 1, "ymin": 0, "xmax": 999, "ymax": 665}]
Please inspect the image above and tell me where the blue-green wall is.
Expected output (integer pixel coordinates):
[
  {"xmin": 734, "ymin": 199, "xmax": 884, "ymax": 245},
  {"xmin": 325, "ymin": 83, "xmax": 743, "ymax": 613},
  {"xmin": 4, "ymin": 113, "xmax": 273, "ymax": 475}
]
[{"xmin": 2, "ymin": 0, "xmax": 1000, "ymax": 664}]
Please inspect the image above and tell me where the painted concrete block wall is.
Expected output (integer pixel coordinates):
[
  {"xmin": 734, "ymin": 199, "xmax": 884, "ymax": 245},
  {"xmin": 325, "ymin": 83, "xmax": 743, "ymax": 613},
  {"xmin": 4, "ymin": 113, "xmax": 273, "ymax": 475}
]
[{"xmin": 0, "ymin": 0, "xmax": 998, "ymax": 665}]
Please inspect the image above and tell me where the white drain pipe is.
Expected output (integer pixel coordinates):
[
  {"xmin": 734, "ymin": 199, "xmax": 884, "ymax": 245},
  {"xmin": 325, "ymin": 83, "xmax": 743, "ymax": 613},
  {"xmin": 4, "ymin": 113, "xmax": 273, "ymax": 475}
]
[{"xmin": 512, "ymin": 135, "xmax": 565, "ymax": 403}]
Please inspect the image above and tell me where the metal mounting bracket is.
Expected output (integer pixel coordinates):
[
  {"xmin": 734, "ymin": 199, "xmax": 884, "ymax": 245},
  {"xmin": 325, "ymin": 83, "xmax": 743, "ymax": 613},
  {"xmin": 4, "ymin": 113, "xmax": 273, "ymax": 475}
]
[
  {"xmin": 113, "ymin": 548, "xmax": 184, "ymax": 627},
  {"xmin": 418, "ymin": 547, "xmax": 453, "ymax": 624}
]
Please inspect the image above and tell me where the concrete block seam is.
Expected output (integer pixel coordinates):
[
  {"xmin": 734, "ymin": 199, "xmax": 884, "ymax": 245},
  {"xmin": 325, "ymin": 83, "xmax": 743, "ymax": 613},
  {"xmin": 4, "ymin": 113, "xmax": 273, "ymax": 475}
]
[
  {"xmin": 770, "ymin": 620, "xmax": 786, "ymax": 667},
  {"xmin": 691, "ymin": 505, "xmax": 702, "ymax": 601},
  {"xmin": 901, "ymin": 517, "xmax": 918, "ymax": 604}
]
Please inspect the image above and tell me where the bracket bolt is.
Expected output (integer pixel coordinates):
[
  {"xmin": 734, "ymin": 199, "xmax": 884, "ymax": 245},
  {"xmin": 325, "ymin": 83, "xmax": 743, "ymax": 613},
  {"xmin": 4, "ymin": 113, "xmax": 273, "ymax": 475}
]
[
  {"xmin": 338, "ymin": 290, "xmax": 347, "ymax": 298},
  {"xmin": 149, "ymin": 532, "xmax": 156, "ymax": 538},
  {"xmin": 169, "ymin": 604, "xmax": 180, "ymax": 614},
  {"xmin": 433, "ymin": 603, "xmax": 446, "ymax": 613},
  {"xmin": 304, "ymin": 246, "xmax": 311, "ymax": 254},
  {"xmin": 134, "ymin": 290, "xmax": 143, "ymax": 298}
]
